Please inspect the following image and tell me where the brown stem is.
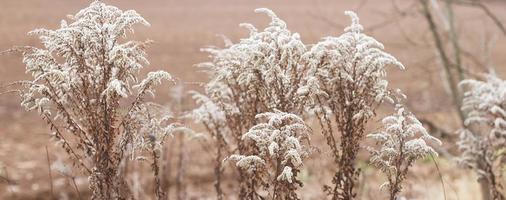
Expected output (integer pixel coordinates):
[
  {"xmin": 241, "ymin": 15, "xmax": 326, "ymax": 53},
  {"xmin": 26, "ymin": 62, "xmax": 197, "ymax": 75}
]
[
  {"xmin": 45, "ymin": 146, "xmax": 55, "ymax": 199},
  {"xmin": 70, "ymin": 177, "xmax": 82, "ymax": 200},
  {"xmin": 176, "ymin": 133, "xmax": 187, "ymax": 200},
  {"xmin": 151, "ymin": 144, "xmax": 165, "ymax": 200}
]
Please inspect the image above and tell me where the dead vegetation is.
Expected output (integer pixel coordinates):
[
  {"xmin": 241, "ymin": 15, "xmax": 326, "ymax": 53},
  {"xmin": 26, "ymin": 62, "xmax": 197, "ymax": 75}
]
[{"xmin": 0, "ymin": 0, "xmax": 505, "ymax": 200}]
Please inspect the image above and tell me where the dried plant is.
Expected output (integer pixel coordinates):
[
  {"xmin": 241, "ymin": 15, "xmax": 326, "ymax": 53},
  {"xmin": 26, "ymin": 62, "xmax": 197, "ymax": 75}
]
[
  {"xmin": 367, "ymin": 105, "xmax": 441, "ymax": 200},
  {"xmin": 301, "ymin": 11, "xmax": 404, "ymax": 199},
  {"xmin": 190, "ymin": 8, "xmax": 309, "ymax": 199},
  {"xmin": 0, "ymin": 2, "xmax": 463, "ymax": 199},
  {"xmin": 189, "ymin": 92, "xmax": 228, "ymax": 199},
  {"xmin": 168, "ymin": 83, "xmax": 191, "ymax": 200},
  {"xmin": 6, "ymin": 1, "xmax": 178, "ymax": 199},
  {"xmin": 229, "ymin": 110, "xmax": 311, "ymax": 200},
  {"xmin": 130, "ymin": 104, "xmax": 189, "ymax": 200},
  {"xmin": 416, "ymin": 1, "xmax": 506, "ymax": 198},
  {"xmin": 458, "ymin": 73, "xmax": 506, "ymax": 200}
]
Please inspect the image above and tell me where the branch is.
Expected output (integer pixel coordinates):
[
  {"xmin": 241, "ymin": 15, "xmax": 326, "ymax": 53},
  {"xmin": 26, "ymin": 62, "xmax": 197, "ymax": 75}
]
[
  {"xmin": 444, "ymin": 0, "xmax": 465, "ymax": 82},
  {"xmin": 43, "ymin": 113, "xmax": 92, "ymax": 174},
  {"xmin": 419, "ymin": 0, "xmax": 466, "ymax": 123},
  {"xmin": 454, "ymin": 0, "xmax": 506, "ymax": 36}
]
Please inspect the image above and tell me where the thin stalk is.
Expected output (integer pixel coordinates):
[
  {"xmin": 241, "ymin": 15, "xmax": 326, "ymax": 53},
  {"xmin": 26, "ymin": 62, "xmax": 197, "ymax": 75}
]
[{"xmin": 45, "ymin": 146, "xmax": 55, "ymax": 199}]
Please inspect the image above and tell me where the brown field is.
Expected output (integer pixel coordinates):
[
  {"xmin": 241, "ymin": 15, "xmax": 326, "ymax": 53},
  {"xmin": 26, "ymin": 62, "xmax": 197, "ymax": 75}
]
[{"xmin": 1, "ymin": 0, "xmax": 505, "ymax": 199}]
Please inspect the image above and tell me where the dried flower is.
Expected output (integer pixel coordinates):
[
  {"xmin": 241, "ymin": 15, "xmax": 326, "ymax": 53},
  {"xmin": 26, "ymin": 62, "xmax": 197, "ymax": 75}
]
[
  {"xmin": 368, "ymin": 105, "xmax": 441, "ymax": 200},
  {"xmin": 10, "ymin": 2, "xmax": 175, "ymax": 199},
  {"xmin": 301, "ymin": 10, "xmax": 404, "ymax": 199},
  {"xmin": 458, "ymin": 73, "xmax": 506, "ymax": 200},
  {"xmin": 190, "ymin": 8, "xmax": 310, "ymax": 199},
  {"xmin": 230, "ymin": 110, "xmax": 311, "ymax": 200}
]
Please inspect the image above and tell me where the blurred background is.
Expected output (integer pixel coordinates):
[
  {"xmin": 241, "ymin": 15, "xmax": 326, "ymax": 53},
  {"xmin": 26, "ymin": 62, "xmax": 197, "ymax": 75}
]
[{"xmin": 0, "ymin": 0, "xmax": 505, "ymax": 199}]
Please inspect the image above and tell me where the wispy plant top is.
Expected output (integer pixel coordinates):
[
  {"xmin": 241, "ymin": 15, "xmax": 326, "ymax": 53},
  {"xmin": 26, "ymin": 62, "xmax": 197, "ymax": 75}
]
[{"xmin": 11, "ymin": 1, "xmax": 175, "ymax": 173}]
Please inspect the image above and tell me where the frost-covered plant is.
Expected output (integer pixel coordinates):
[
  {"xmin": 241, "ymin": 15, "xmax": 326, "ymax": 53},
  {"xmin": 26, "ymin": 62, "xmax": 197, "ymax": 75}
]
[
  {"xmin": 300, "ymin": 11, "xmax": 405, "ymax": 199},
  {"xmin": 458, "ymin": 73, "xmax": 506, "ymax": 200},
  {"xmin": 229, "ymin": 110, "xmax": 311, "ymax": 200},
  {"xmin": 367, "ymin": 105, "xmax": 441, "ymax": 200},
  {"xmin": 7, "ymin": 2, "xmax": 176, "ymax": 199},
  {"xmin": 190, "ymin": 8, "xmax": 309, "ymax": 199}
]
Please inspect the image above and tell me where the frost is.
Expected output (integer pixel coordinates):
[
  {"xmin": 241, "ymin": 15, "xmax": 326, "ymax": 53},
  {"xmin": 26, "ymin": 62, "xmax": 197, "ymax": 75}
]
[
  {"xmin": 268, "ymin": 142, "xmax": 279, "ymax": 156},
  {"xmin": 16, "ymin": 1, "xmax": 173, "ymax": 125}
]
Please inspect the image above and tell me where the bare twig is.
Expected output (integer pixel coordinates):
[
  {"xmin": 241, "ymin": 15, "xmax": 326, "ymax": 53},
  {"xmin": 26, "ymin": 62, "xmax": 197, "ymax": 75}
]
[
  {"xmin": 163, "ymin": 138, "xmax": 175, "ymax": 200},
  {"xmin": 431, "ymin": 155, "xmax": 447, "ymax": 200},
  {"xmin": 70, "ymin": 177, "xmax": 83, "ymax": 200},
  {"xmin": 444, "ymin": 0, "xmax": 465, "ymax": 82},
  {"xmin": 454, "ymin": 0, "xmax": 506, "ymax": 36},
  {"xmin": 176, "ymin": 133, "xmax": 187, "ymax": 200},
  {"xmin": 45, "ymin": 146, "xmax": 55, "ymax": 199}
]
